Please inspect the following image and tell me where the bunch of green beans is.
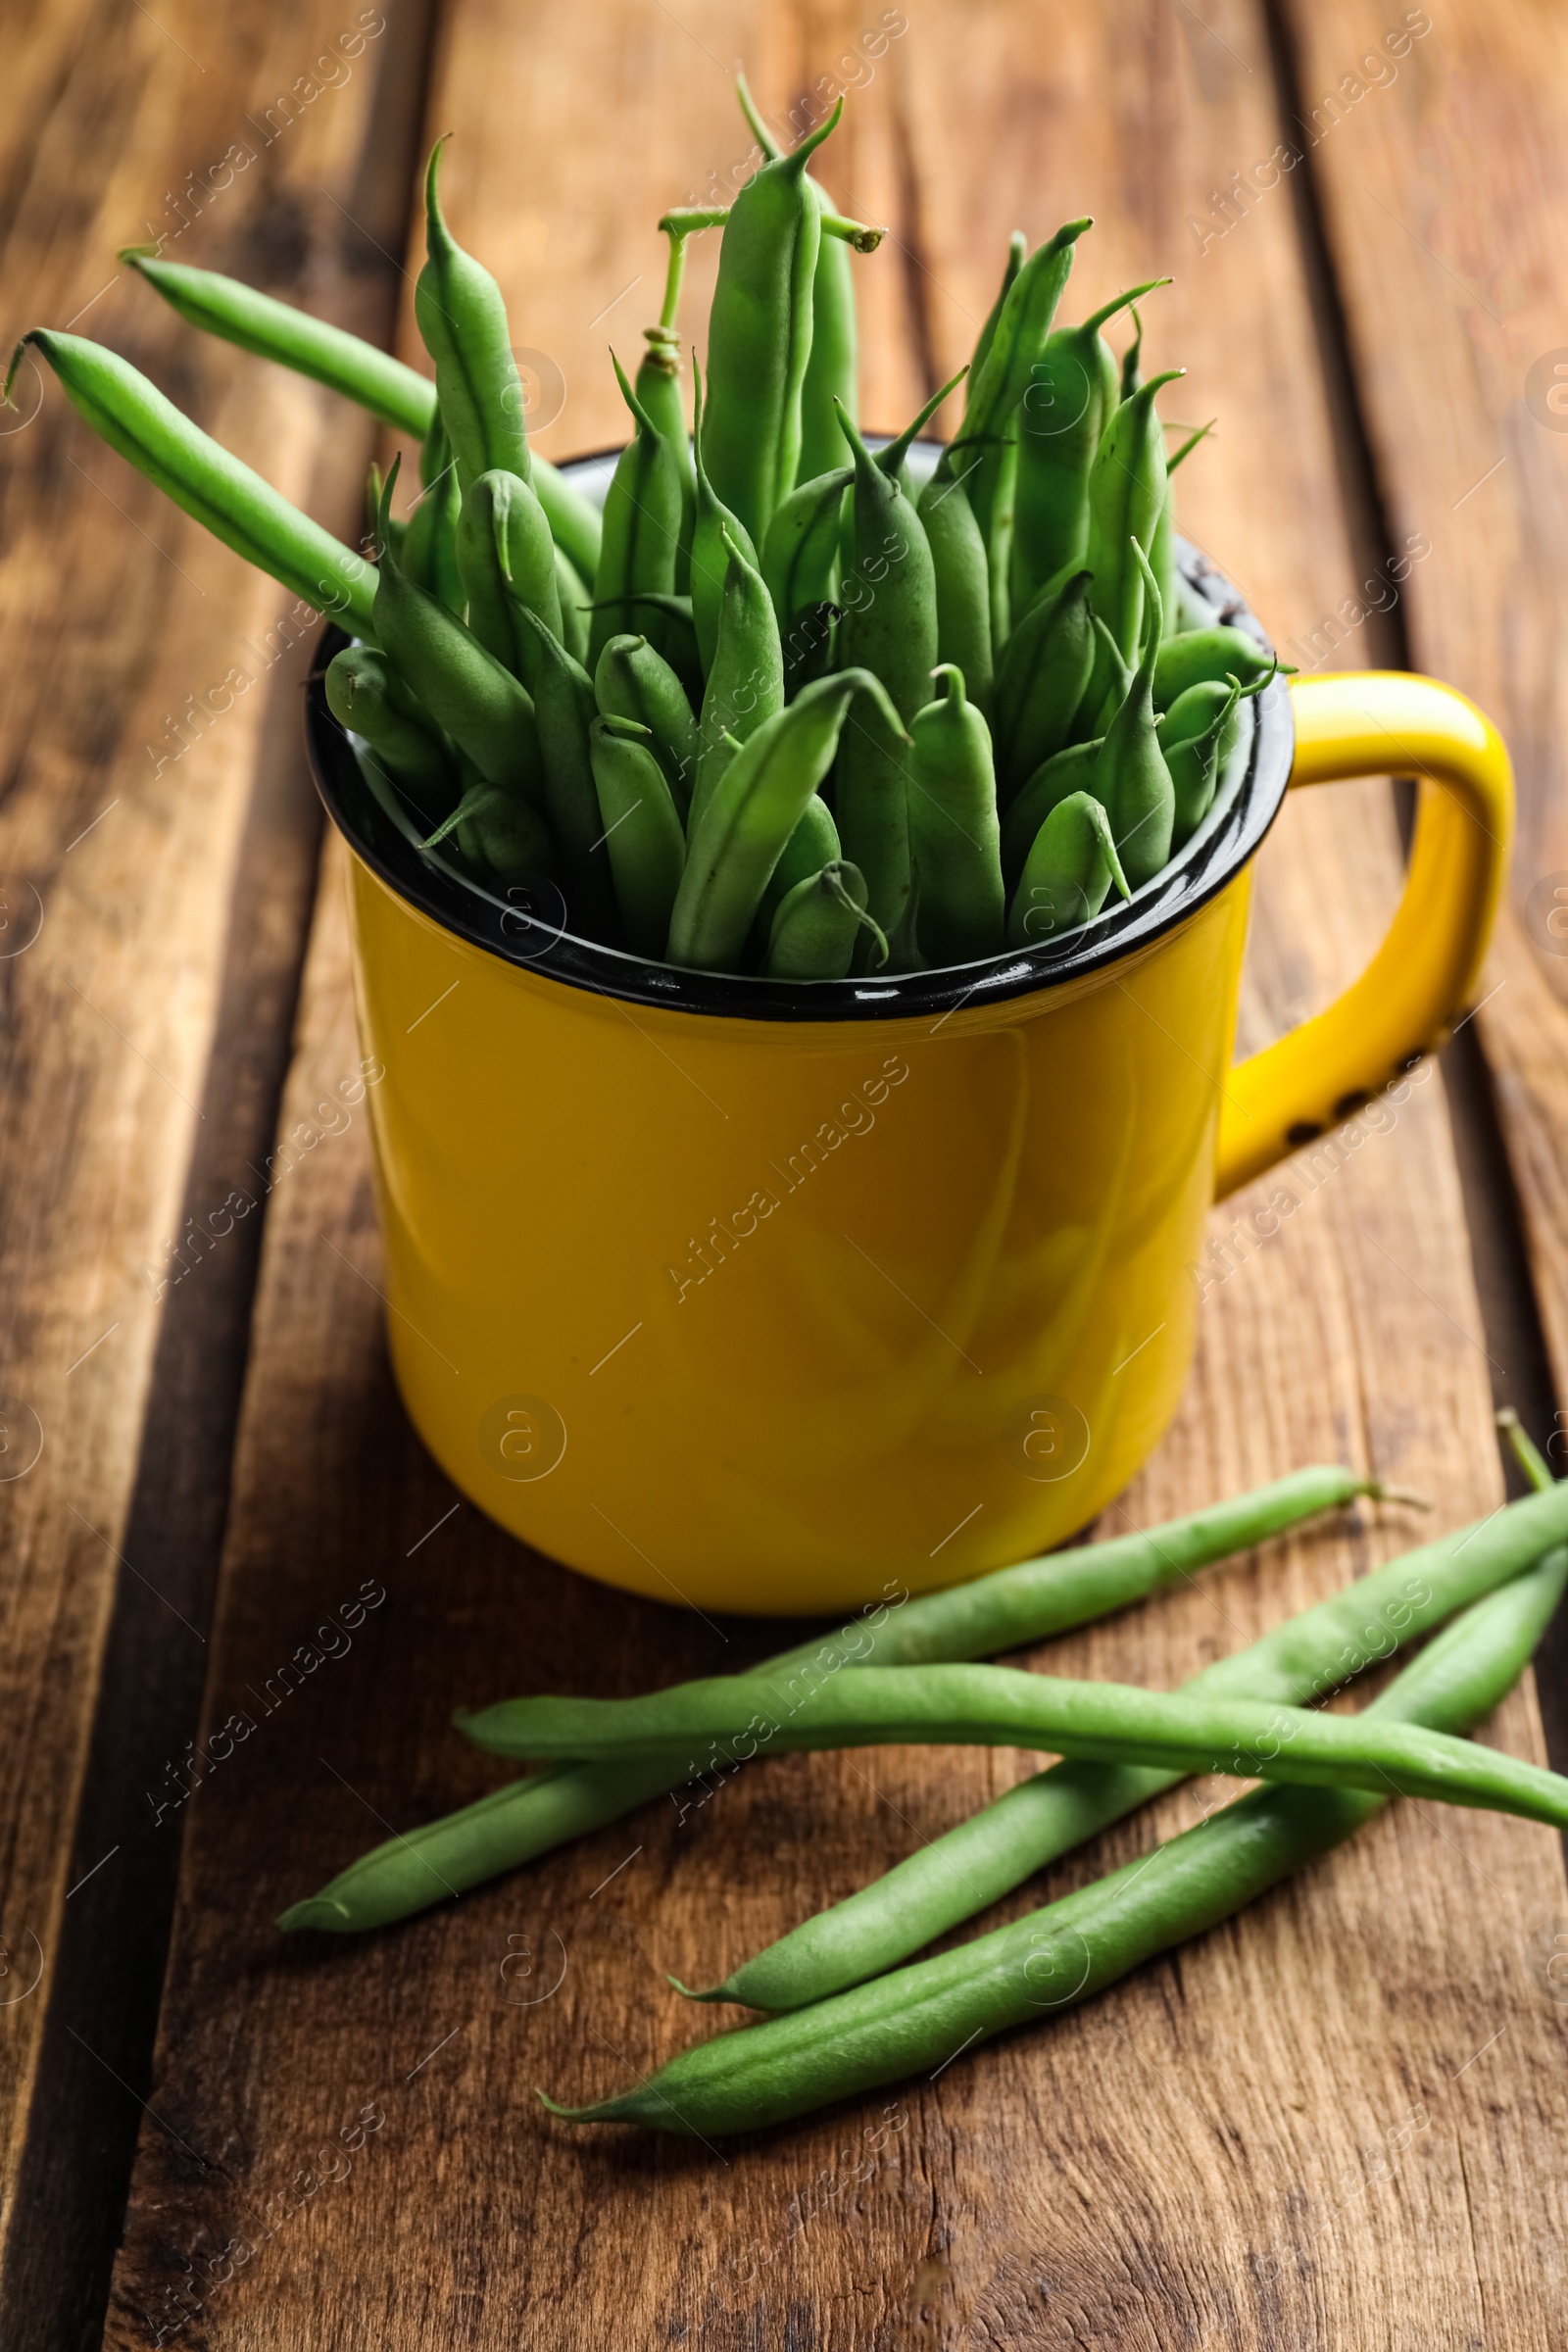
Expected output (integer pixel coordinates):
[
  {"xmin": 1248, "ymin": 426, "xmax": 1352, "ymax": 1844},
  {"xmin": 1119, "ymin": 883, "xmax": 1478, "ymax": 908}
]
[
  {"xmin": 8, "ymin": 90, "xmax": 1281, "ymax": 980},
  {"xmin": 282, "ymin": 1463, "xmax": 1396, "ymax": 1932},
  {"xmin": 538, "ymin": 1422, "xmax": 1568, "ymax": 2133}
]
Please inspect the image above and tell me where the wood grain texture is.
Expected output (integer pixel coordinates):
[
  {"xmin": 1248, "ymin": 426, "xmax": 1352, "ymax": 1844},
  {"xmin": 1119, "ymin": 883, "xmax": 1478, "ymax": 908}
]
[
  {"xmin": 97, "ymin": 3, "xmax": 1568, "ymax": 2347},
  {"xmin": 0, "ymin": 0, "xmax": 423, "ymax": 2309},
  {"xmin": 1273, "ymin": 0, "xmax": 1568, "ymax": 1435}
]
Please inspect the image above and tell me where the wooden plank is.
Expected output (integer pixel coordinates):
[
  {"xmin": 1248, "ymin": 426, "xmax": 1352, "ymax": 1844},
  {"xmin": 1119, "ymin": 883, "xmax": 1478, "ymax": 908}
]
[
  {"xmin": 1271, "ymin": 0, "xmax": 1568, "ymax": 1433},
  {"xmin": 103, "ymin": 3, "xmax": 1568, "ymax": 2346},
  {"xmin": 0, "ymin": 0, "xmax": 433, "ymax": 2332}
]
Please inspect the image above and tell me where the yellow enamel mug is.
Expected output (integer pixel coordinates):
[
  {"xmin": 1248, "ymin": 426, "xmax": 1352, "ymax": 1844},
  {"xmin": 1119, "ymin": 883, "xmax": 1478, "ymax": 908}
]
[{"xmin": 309, "ymin": 530, "xmax": 1511, "ymax": 1617}]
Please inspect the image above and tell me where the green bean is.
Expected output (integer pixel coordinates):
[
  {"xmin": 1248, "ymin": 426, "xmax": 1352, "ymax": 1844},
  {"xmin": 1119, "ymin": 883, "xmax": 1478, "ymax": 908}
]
[
  {"xmin": 278, "ymin": 1465, "xmax": 1392, "ymax": 1932},
  {"xmin": 701, "ymin": 98, "xmax": 845, "ymax": 549},
  {"xmin": 970, "ymin": 232, "xmax": 1026, "ymax": 384},
  {"xmin": 595, "ymin": 634, "xmax": 700, "ymax": 819},
  {"xmin": 589, "ymin": 352, "xmax": 683, "ymax": 669},
  {"xmin": 1160, "ymin": 677, "xmax": 1237, "ymax": 847},
  {"xmin": 1152, "ymin": 625, "xmax": 1287, "ymax": 710},
  {"xmin": 552, "ymin": 1544, "xmax": 1568, "ymax": 2133},
  {"xmin": 1167, "ymin": 419, "xmax": 1215, "ymax": 477},
  {"xmin": 636, "ymin": 334, "xmax": 694, "ymax": 596},
  {"xmin": 760, "ymin": 466, "xmax": 852, "ymax": 641},
  {"xmin": 590, "ymin": 592, "xmax": 703, "ymax": 704},
  {"xmin": 1118, "ymin": 301, "xmax": 1145, "ymax": 402},
  {"xmin": 9, "ymin": 329, "xmax": 378, "ymax": 637},
  {"xmin": 688, "ymin": 355, "xmax": 761, "ymax": 676},
  {"xmin": 906, "ymin": 665, "xmax": 1004, "ymax": 964},
  {"xmin": 427, "ymin": 761, "xmax": 558, "ymax": 877},
  {"xmin": 692, "ymin": 527, "xmax": 785, "ymax": 836},
  {"xmin": 463, "ymin": 1652, "xmax": 1568, "ymax": 1834},
  {"xmin": 554, "ymin": 547, "xmax": 592, "ymax": 664},
  {"xmin": 753, "ymin": 793, "xmax": 842, "ymax": 942},
  {"xmin": 866, "ymin": 369, "xmax": 970, "ymax": 495},
  {"xmin": 635, "ymin": 223, "xmax": 700, "ymax": 592},
  {"xmin": 1006, "ymin": 791, "xmax": 1128, "ymax": 946},
  {"xmin": 1094, "ymin": 541, "xmax": 1174, "ymax": 889},
  {"xmin": 586, "ymin": 715, "xmax": 686, "ymax": 956},
  {"xmin": 324, "ymin": 646, "xmax": 453, "ymax": 809},
  {"xmin": 1001, "ymin": 737, "xmax": 1102, "ymax": 889},
  {"xmin": 993, "ymin": 567, "xmax": 1096, "ymax": 795},
  {"xmin": 1081, "ymin": 612, "xmax": 1132, "ymax": 739},
  {"xmin": 670, "ymin": 668, "xmax": 900, "ymax": 971},
  {"xmin": 121, "ymin": 241, "xmax": 602, "ymax": 584},
  {"xmin": 403, "ymin": 421, "xmax": 464, "ymax": 615},
  {"xmin": 119, "ymin": 246, "xmax": 437, "ymax": 435},
  {"xmin": 799, "ymin": 183, "xmax": 860, "ymax": 484},
  {"xmin": 763, "ymin": 859, "xmax": 886, "ymax": 979},
  {"xmin": 1499, "ymin": 1407, "xmax": 1552, "ymax": 1491},
  {"xmin": 949, "ymin": 219, "xmax": 1092, "ymax": 635},
  {"xmin": 711, "ymin": 1454, "xmax": 1555, "ymax": 2012},
  {"xmin": 1011, "ymin": 279, "xmax": 1166, "ymax": 617},
  {"xmin": 1084, "ymin": 368, "xmax": 1183, "ymax": 672},
  {"xmin": 833, "ymin": 401, "xmax": 943, "ymax": 955},
  {"xmin": 536, "ymin": 471, "xmax": 604, "ymax": 594},
  {"xmin": 414, "ymin": 139, "xmax": 529, "ymax": 497},
  {"xmin": 733, "ymin": 74, "xmax": 868, "ymax": 489},
  {"xmin": 366, "ymin": 460, "xmax": 404, "ymax": 568},
  {"xmin": 371, "ymin": 463, "xmax": 542, "ymax": 800},
  {"xmin": 455, "ymin": 468, "xmax": 563, "ymax": 681},
  {"xmin": 517, "ymin": 611, "xmax": 622, "ymax": 946},
  {"xmin": 916, "ymin": 457, "xmax": 994, "ymax": 720}
]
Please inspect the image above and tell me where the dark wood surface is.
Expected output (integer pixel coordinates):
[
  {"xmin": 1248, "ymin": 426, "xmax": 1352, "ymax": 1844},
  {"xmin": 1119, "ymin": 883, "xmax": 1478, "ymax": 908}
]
[{"xmin": 2, "ymin": 3, "xmax": 1566, "ymax": 2345}]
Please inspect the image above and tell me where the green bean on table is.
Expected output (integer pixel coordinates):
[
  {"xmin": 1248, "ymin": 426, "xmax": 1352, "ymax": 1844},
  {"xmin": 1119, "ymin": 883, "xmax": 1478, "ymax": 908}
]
[
  {"xmin": 279, "ymin": 1465, "xmax": 1395, "ymax": 1933},
  {"xmin": 705, "ymin": 1427, "xmax": 1567, "ymax": 2011},
  {"xmin": 457, "ymin": 1653, "xmax": 1568, "ymax": 1838},
  {"xmin": 544, "ymin": 1542, "xmax": 1568, "ymax": 2134}
]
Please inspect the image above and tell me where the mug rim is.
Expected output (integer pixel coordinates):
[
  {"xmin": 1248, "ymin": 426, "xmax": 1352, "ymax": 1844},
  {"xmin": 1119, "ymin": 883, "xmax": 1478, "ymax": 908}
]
[{"xmin": 304, "ymin": 451, "xmax": 1295, "ymax": 1026}]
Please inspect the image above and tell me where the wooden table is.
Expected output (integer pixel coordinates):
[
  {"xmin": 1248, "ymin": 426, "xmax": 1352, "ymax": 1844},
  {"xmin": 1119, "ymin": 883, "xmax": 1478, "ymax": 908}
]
[{"xmin": 4, "ymin": 2, "xmax": 1568, "ymax": 2342}]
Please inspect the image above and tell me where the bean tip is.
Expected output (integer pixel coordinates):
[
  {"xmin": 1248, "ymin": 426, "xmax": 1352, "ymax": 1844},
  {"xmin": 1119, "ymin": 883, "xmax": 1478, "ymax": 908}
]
[
  {"xmin": 536, "ymin": 2087, "xmax": 596, "ymax": 2122},
  {"xmin": 666, "ymin": 1973, "xmax": 726, "ymax": 2002},
  {"xmin": 1364, "ymin": 1481, "xmax": 1433, "ymax": 1511},
  {"xmin": 276, "ymin": 1896, "xmax": 353, "ymax": 1934}
]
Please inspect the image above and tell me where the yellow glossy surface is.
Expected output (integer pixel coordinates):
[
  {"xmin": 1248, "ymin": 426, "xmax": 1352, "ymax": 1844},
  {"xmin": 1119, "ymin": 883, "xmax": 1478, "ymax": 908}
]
[
  {"xmin": 1216, "ymin": 672, "xmax": 1513, "ymax": 1194},
  {"xmin": 344, "ymin": 668, "xmax": 1509, "ymax": 1615}
]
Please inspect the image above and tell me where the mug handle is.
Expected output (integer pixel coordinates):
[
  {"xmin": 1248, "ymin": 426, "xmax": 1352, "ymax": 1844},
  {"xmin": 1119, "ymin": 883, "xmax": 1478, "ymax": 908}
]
[{"xmin": 1213, "ymin": 671, "xmax": 1514, "ymax": 1199}]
